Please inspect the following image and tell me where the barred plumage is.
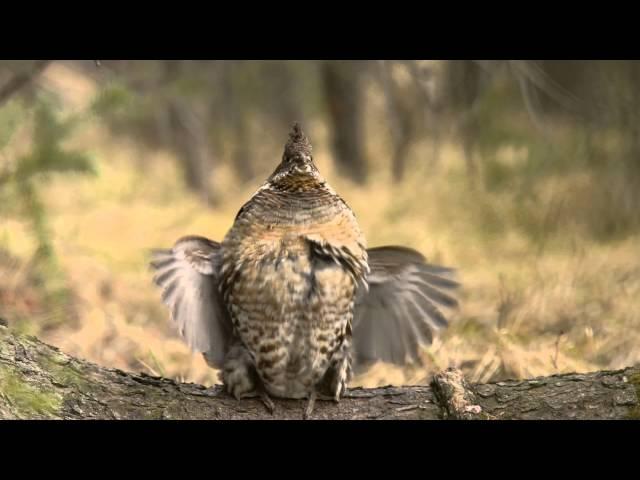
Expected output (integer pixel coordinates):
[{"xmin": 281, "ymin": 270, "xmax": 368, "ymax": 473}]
[{"xmin": 151, "ymin": 123, "xmax": 459, "ymax": 418}]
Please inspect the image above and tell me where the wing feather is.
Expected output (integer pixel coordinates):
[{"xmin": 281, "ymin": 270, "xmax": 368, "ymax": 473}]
[
  {"xmin": 353, "ymin": 246, "xmax": 459, "ymax": 368},
  {"xmin": 150, "ymin": 235, "xmax": 230, "ymax": 368}
]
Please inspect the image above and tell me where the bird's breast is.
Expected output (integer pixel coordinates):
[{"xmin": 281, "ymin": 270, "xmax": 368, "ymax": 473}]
[{"xmin": 222, "ymin": 232, "xmax": 356, "ymax": 398}]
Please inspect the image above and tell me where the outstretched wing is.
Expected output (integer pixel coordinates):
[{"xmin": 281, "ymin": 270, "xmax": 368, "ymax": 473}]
[
  {"xmin": 150, "ymin": 235, "xmax": 231, "ymax": 368},
  {"xmin": 352, "ymin": 246, "xmax": 459, "ymax": 368}
]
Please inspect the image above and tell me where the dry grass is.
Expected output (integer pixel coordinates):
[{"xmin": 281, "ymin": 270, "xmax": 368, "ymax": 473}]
[{"xmin": 1, "ymin": 64, "xmax": 639, "ymax": 389}]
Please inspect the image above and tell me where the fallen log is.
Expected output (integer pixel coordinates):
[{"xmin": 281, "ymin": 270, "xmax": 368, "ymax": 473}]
[{"xmin": 0, "ymin": 325, "xmax": 638, "ymax": 420}]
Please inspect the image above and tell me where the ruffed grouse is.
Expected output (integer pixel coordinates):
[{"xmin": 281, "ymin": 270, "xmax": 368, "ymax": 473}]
[{"xmin": 151, "ymin": 123, "xmax": 459, "ymax": 418}]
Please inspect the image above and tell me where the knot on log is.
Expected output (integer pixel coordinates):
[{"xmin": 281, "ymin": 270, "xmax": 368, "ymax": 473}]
[{"xmin": 431, "ymin": 368, "xmax": 485, "ymax": 420}]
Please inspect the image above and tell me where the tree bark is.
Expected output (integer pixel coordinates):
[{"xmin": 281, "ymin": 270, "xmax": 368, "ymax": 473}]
[{"xmin": 0, "ymin": 325, "xmax": 638, "ymax": 420}]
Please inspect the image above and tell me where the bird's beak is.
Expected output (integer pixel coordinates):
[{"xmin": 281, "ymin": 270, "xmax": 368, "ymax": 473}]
[{"xmin": 294, "ymin": 153, "xmax": 312, "ymax": 164}]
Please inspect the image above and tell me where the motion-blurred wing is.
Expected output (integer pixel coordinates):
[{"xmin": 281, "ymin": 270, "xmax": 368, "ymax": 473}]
[
  {"xmin": 150, "ymin": 235, "xmax": 231, "ymax": 368},
  {"xmin": 352, "ymin": 246, "xmax": 459, "ymax": 368}
]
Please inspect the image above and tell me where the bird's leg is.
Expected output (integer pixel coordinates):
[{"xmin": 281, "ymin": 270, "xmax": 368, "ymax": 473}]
[
  {"xmin": 315, "ymin": 338, "xmax": 352, "ymax": 403},
  {"xmin": 258, "ymin": 387, "xmax": 275, "ymax": 415},
  {"xmin": 223, "ymin": 343, "xmax": 275, "ymax": 415},
  {"xmin": 333, "ymin": 383, "xmax": 344, "ymax": 403},
  {"xmin": 303, "ymin": 390, "xmax": 317, "ymax": 420},
  {"xmin": 303, "ymin": 390, "xmax": 342, "ymax": 419},
  {"xmin": 229, "ymin": 388, "xmax": 276, "ymax": 416},
  {"xmin": 228, "ymin": 389, "xmax": 276, "ymax": 416}
]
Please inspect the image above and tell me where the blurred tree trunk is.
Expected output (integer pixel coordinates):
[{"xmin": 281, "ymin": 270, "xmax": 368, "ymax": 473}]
[
  {"xmin": 405, "ymin": 61, "xmax": 445, "ymax": 170},
  {"xmin": 263, "ymin": 61, "xmax": 306, "ymax": 128},
  {"xmin": 622, "ymin": 62, "xmax": 640, "ymax": 168},
  {"xmin": 443, "ymin": 60, "xmax": 485, "ymax": 183},
  {"xmin": 217, "ymin": 61, "xmax": 255, "ymax": 182},
  {"xmin": 0, "ymin": 60, "xmax": 52, "ymax": 107},
  {"xmin": 529, "ymin": 61, "xmax": 640, "ymax": 172},
  {"xmin": 321, "ymin": 61, "xmax": 368, "ymax": 184},
  {"xmin": 1, "ymin": 325, "xmax": 638, "ymax": 420},
  {"xmin": 534, "ymin": 60, "xmax": 589, "ymax": 115},
  {"xmin": 163, "ymin": 61, "xmax": 214, "ymax": 204},
  {"xmin": 377, "ymin": 61, "xmax": 442, "ymax": 182},
  {"xmin": 166, "ymin": 99, "xmax": 213, "ymax": 205},
  {"xmin": 377, "ymin": 61, "xmax": 416, "ymax": 183}
]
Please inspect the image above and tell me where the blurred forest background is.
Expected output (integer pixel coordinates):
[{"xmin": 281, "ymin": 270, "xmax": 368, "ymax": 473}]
[{"xmin": 1, "ymin": 60, "xmax": 639, "ymax": 388}]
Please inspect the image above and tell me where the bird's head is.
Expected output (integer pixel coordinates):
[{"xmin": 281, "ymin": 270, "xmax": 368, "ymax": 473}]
[{"xmin": 269, "ymin": 123, "xmax": 320, "ymax": 185}]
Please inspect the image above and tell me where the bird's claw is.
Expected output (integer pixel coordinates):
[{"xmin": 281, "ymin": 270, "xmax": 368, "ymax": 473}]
[
  {"xmin": 303, "ymin": 392, "xmax": 317, "ymax": 420},
  {"xmin": 260, "ymin": 391, "xmax": 276, "ymax": 415}
]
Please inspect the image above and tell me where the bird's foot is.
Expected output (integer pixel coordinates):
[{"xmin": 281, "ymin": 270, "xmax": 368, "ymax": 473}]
[
  {"xmin": 303, "ymin": 391, "xmax": 316, "ymax": 420},
  {"xmin": 302, "ymin": 391, "xmax": 340, "ymax": 419},
  {"xmin": 230, "ymin": 388, "xmax": 276, "ymax": 416},
  {"xmin": 259, "ymin": 390, "xmax": 276, "ymax": 415}
]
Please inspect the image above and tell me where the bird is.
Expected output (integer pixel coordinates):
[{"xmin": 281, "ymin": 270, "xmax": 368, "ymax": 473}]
[{"xmin": 150, "ymin": 123, "xmax": 459, "ymax": 418}]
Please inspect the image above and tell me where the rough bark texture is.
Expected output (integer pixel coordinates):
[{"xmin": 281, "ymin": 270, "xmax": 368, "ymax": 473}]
[{"xmin": 0, "ymin": 325, "xmax": 638, "ymax": 420}]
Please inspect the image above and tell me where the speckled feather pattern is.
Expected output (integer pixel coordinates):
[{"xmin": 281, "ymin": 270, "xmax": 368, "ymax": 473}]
[{"xmin": 221, "ymin": 170, "xmax": 367, "ymax": 399}]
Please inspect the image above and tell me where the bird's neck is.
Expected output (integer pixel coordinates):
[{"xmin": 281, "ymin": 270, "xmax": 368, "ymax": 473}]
[{"xmin": 267, "ymin": 170, "xmax": 328, "ymax": 194}]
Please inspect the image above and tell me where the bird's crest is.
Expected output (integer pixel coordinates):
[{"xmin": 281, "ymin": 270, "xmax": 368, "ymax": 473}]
[{"xmin": 284, "ymin": 122, "xmax": 312, "ymax": 159}]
